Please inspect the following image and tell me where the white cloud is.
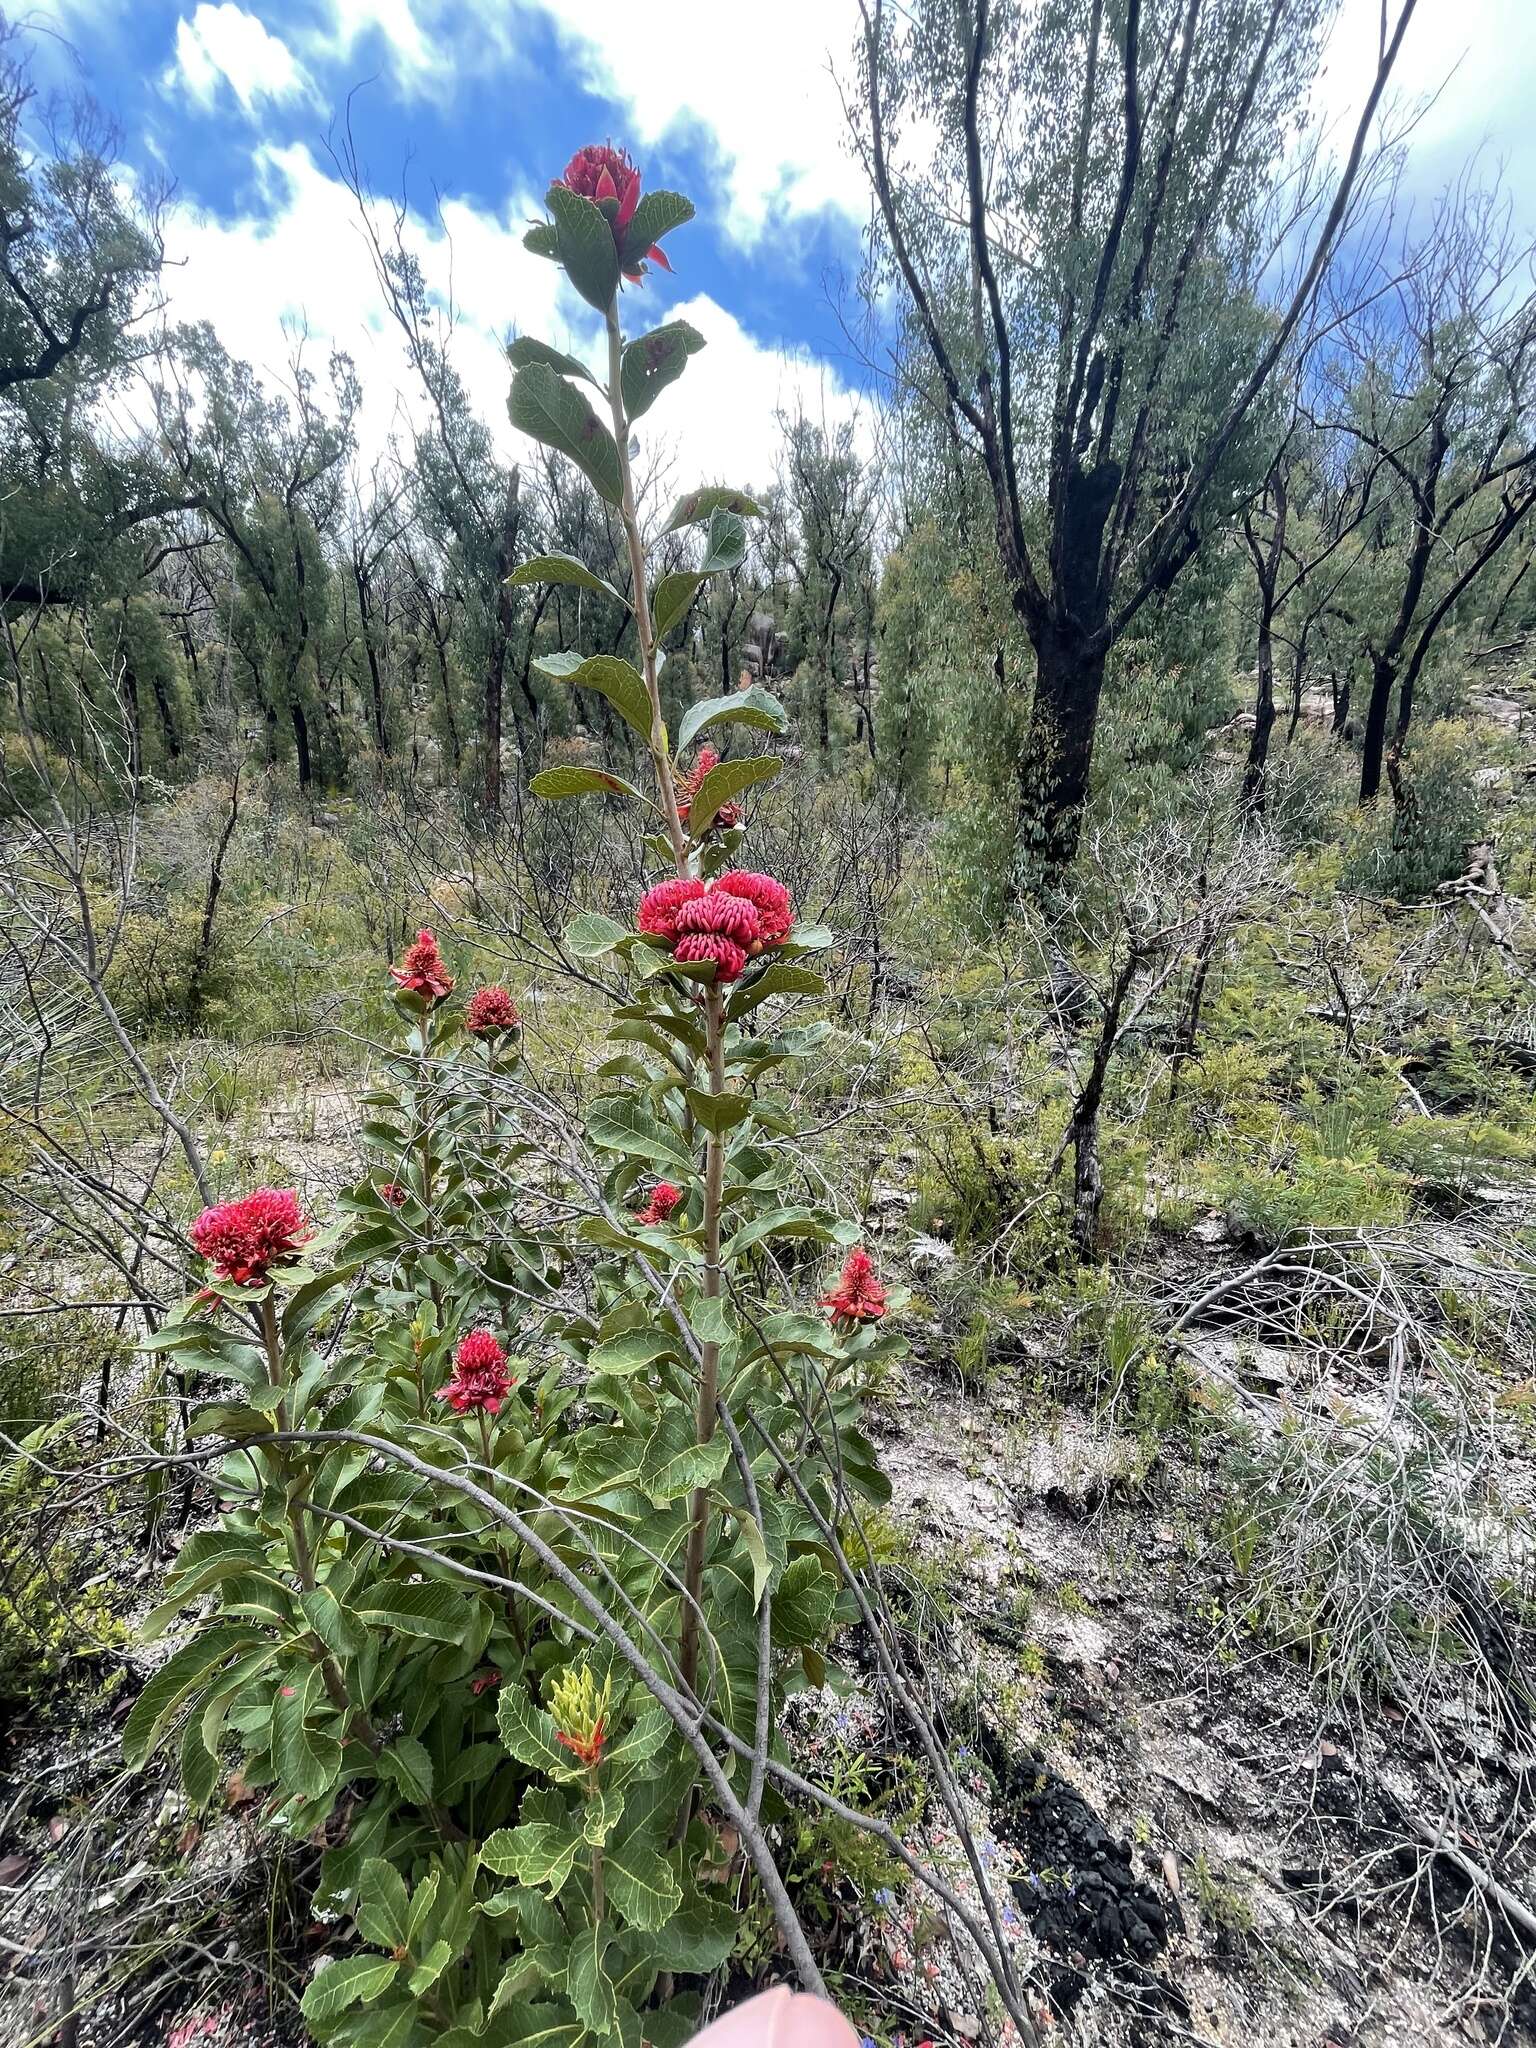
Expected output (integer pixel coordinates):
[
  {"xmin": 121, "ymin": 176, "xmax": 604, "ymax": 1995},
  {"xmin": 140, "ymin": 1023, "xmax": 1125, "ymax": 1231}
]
[
  {"xmin": 169, "ymin": 4, "xmax": 312, "ymax": 115},
  {"xmin": 149, "ymin": 144, "xmax": 852, "ymax": 498},
  {"xmin": 513, "ymin": 0, "xmax": 868, "ymax": 244}
]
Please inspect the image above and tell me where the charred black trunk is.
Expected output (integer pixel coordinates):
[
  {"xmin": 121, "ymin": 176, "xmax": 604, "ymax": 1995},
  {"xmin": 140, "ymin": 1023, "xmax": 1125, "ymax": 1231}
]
[
  {"xmin": 1359, "ymin": 652, "xmax": 1395, "ymax": 802},
  {"xmin": 1016, "ymin": 623, "xmax": 1108, "ymax": 891}
]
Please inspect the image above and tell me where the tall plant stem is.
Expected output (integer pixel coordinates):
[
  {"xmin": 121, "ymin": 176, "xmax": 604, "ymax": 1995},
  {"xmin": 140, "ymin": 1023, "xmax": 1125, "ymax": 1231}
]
[
  {"xmin": 604, "ymin": 302, "xmax": 689, "ymax": 870},
  {"xmin": 678, "ymin": 991, "xmax": 726, "ymax": 1697},
  {"xmin": 603, "ymin": 295, "xmax": 726, "ymax": 1695}
]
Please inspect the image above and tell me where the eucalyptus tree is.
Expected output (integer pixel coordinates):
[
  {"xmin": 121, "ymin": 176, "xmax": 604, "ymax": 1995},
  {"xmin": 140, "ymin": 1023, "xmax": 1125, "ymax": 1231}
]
[
  {"xmin": 780, "ymin": 413, "xmax": 880, "ymax": 758},
  {"xmin": 1318, "ymin": 182, "xmax": 1536, "ymax": 807},
  {"xmin": 854, "ymin": 0, "xmax": 1416, "ymax": 891}
]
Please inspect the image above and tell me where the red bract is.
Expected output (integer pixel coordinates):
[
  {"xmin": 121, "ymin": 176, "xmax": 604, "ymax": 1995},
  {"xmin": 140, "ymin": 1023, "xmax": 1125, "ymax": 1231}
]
[
  {"xmin": 555, "ymin": 1719, "xmax": 607, "ymax": 1768},
  {"xmin": 677, "ymin": 746, "xmax": 739, "ymax": 830},
  {"xmin": 673, "ymin": 931, "xmax": 749, "ymax": 982},
  {"xmin": 637, "ymin": 877, "xmax": 706, "ymax": 942},
  {"xmin": 438, "ymin": 1330, "xmax": 514, "ymax": 1414},
  {"xmin": 637, "ymin": 1180, "xmax": 683, "ymax": 1226},
  {"xmin": 390, "ymin": 928, "xmax": 454, "ymax": 1001},
  {"xmin": 819, "ymin": 1246, "xmax": 887, "ymax": 1328},
  {"xmin": 716, "ymin": 871, "xmax": 794, "ymax": 945},
  {"xmin": 379, "ymin": 1182, "xmax": 406, "ymax": 1207},
  {"xmin": 466, "ymin": 985, "xmax": 521, "ymax": 1038},
  {"xmin": 557, "ymin": 143, "xmax": 673, "ymax": 281},
  {"xmin": 190, "ymin": 1188, "xmax": 311, "ymax": 1286}
]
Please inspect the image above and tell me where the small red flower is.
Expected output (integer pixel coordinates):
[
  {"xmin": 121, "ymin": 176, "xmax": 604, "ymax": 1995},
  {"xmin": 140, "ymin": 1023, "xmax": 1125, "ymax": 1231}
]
[
  {"xmin": 819, "ymin": 1246, "xmax": 887, "ymax": 1329},
  {"xmin": 470, "ymin": 1668, "xmax": 503, "ymax": 1696},
  {"xmin": 556, "ymin": 144, "xmax": 673, "ymax": 281},
  {"xmin": 637, "ymin": 1181, "xmax": 683, "ymax": 1226},
  {"xmin": 465, "ymin": 985, "xmax": 521, "ymax": 1038},
  {"xmin": 637, "ymin": 877, "xmax": 706, "ymax": 942},
  {"xmin": 673, "ymin": 930, "xmax": 749, "ymax": 982},
  {"xmin": 715, "ymin": 871, "xmax": 794, "ymax": 945},
  {"xmin": 190, "ymin": 1188, "xmax": 311, "ymax": 1286},
  {"xmin": 555, "ymin": 1719, "xmax": 607, "ymax": 1768},
  {"xmin": 378, "ymin": 1182, "xmax": 406, "ymax": 1207},
  {"xmin": 677, "ymin": 746, "xmax": 739, "ymax": 830},
  {"xmin": 438, "ymin": 1330, "xmax": 514, "ymax": 1414},
  {"xmin": 389, "ymin": 928, "xmax": 454, "ymax": 1001}
]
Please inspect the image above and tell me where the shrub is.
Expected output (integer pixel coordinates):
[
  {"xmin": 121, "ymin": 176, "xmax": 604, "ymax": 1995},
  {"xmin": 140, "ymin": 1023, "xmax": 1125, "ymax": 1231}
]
[{"xmin": 127, "ymin": 156, "xmax": 907, "ymax": 2048}]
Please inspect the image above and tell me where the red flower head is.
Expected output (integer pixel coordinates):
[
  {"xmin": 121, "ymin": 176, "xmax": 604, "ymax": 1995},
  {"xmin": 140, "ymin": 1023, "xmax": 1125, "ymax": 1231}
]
[
  {"xmin": 390, "ymin": 928, "xmax": 454, "ymax": 1002},
  {"xmin": 379, "ymin": 1182, "xmax": 406, "ymax": 1208},
  {"xmin": 636, "ymin": 876, "xmax": 706, "ymax": 942},
  {"xmin": 637, "ymin": 1180, "xmax": 683, "ymax": 1226},
  {"xmin": 465, "ymin": 985, "xmax": 522, "ymax": 1039},
  {"xmin": 677, "ymin": 746, "xmax": 740, "ymax": 831},
  {"xmin": 556, "ymin": 1720, "xmax": 607, "ymax": 1768},
  {"xmin": 819, "ymin": 1246, "xmax": 887, "ymax": 1329},
  {"xmin": 556, "ymin": 144, "xmax": 673, "ymax": 281},
  {"xmin": 190, "ymin": 1188, "xmax": 312, "ymax": 1287},
  {"xmin": 672, "ymin": 930, "xmax": 749, "ymax": 982},
  {"xmin": 675, "ymin": 890, "xmax": 760, "ymax": 946},
  {"xmin": 715, "ymin": 872, "xmax": 795, "ymax": 946},
  {"xmin": 438, "ymin": 1330, "xmax": 514, "ymax": 1414}
]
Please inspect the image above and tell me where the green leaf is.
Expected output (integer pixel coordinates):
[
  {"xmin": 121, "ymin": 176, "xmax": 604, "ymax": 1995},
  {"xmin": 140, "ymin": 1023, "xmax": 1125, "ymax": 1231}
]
[
  {"xmin": 349, "ymin": 2003, "xmax": 420, "ymax": 2048},
  {"xmin": 566, "ymin": 1923, "xmax": 618, "ymax": 2039},
  {"xmin": 506, "ymin": 553, "xmax": 625, "ymax": 604},
  {"xmin": 179, "ymin": 1711, "xmax": 220, "ymax": 1808},
  {"xmin": 604, "ymin": 1838, "xmax": 682, "ymax": 1931},
  {"xmin": 300, "ymin": 1955, "xmax": 400, "ymax": 2026},
  {"xmin": 771, "ymin": 1554, "xmax": 838, "ymax": 1647},
  {"xmin": 698, "ymin": 507, "xmax": 747, "ymax": 573},
  {"xmin": 621, "ymin": 320, "xmax": 705, "ymax": 422},
  {"xmin": 677, "ymin": 686, "xmax": 788, "ymax": 755},
  {"xmin": 482, "ymin": 1820, "xmax": 581, "ymax": 1892},
  {"xmin": 601, "ymin": 1705, "xmax": 671, "ymax": 1776},
  {"xmin": 630, "ymin": 1900, "xmax": 735, "ymax": 1972},
  {"xmin": 497, "ymin": 1685, "xmax": 567, "ymax": 1775},
  {"xmin": 640, "ymin": 1425, "xmax": 730, "ymax": 1504},
  {"xmin": 728, "ymin": 964, "xmax": 827, "ymax": 1017},
  {"xmin": 685, "ymin": 1086, "xmax": 750, "ymax": 1135},
  {"xmin": 650, "ymin": 571, "xmax": 703, "ymax": 642},
  {"xmin": 586, "ymin": 1097, "xmax": 694, "ymax": 1172},
  {"xmin": 407, "ymin": 1938, "xmax": 455, "ymax": 1997},
  {"xmin": 565, "ymin": 911, "xmax": 629, "ymax": 959},
  {"xmin": 738, "ymin": 1514, "xmax": 772, "ymax": 1610},
  {"xmin": 661, "ymin": 486, "xmax": 761, "ymax": 535},
  {"xmin": 273, "ymin": 1663, "xmax": 342, "ymax": 1802},
  {"xmin": 122, "ymin": 1628, "xmax": 257, "ymax": 1766},
  {"xmin": 508, "ymin": 363, "xmax": 622, "ymax": 506},
  {"xmin": 507, "ymin": 334, "xmax": 598, "ymax": 385},
  {"xmin": 531, "ymin": 765, "xmax": 645, "ymax": 802},
  {"xmin": 524, "ymin": 222, "xmax": 559, "ymax": 260},
  {"xmin": 685, "ymin": 1292, "xmax": 733, "ymax": 1347},
  {"xmin": 685, "ymin": 755, "xmax": 780, "ymax": 834},
  {"xmin": 532, "ymin": 651, "xmax": 653, "ymax": 741},
  {"xmin": 619, "ymin": 189, "xmax": 695, "ymax": 267},
  {"xmin": 722, "ymin": 1206, "xmax": 835, "ymax": 1260},
  {"xmin": 379, "ymin": 1731, "xmax": 435, "ymax": 1803},
  {"xmin": 356, "ymin": 1856, "xmax": 412, "ymax": 1953},
  {"xmin": 301, "ymin": 1586, "xmax": 367, "ymax": 1660},
  {"xmin": 589, "ymin": 1328, "xmax": 681, "ymax": 1376},
  {"xmin": 351, "ymin": 1579, "xmax": 468, "ymax": 1644},
  {"xmin": 547, "ymin": 183, "xmax": 621, "ymax": 311}
]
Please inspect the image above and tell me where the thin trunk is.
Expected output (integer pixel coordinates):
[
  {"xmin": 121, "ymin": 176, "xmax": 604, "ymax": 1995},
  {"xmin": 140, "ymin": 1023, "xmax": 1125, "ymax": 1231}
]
[
  {"xmin": 1359, "ymin": 652, "xmax": 1394, "ymax": 801},
  {"xmin": 290, "ymin": 698, "xmax": 313, "ymax": 790},
  {"xmin": 1015, "ymin": 624, "xmax": 1108, "ymax": 889}
]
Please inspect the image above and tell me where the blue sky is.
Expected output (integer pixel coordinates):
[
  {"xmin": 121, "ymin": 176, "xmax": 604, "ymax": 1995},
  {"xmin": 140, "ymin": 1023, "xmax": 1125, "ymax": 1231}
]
[{"xmin": 22, "ymin": 0, "xmax": 1536, "ymax": 490}]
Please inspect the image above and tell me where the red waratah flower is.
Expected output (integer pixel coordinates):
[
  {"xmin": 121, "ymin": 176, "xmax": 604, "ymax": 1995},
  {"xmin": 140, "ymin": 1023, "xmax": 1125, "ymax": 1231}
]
[
  {"xmin": 675, "ymin": 890, "xmax": 760, "ymax": 945},
  {"xmin": 677, "ymin": 746, "xmax": 740, "ymax": 831},
  {"xmin": 636, "ymin": 877, "xmax": 706, "ymax": 942},
  {"xmin": 190, "ymin": 1188, "xmax": 312, "ymax": 1286},
  {"xmin": 379, "ymin": 1182, "xmax": 406, "ymax": 1207},
  {"xmin": 819, "ymin": 1246, "xmax": 887, "ymax": 1329},
  {"xmin": 673, "ymin": 931, "xmax": 750, "ymax": 982},
  {"xmin": 465, "ymin": 986, "xmax": 521, "ymax": 1038},
  {"xmin": 438, "ymin": 1330, "xmax": 514, "ymax": 1414},
  {"xmin": 556, "ymin": 144, "xmax": 673, "ymax": 280},
  {"xmin": 716, "ymin": 871, "xmax": 794, "ymax": 945},
  {"xmin": 390, "ymin": 928, "xmax": 454, "ymax": 1001},
  {"xmin": 637, "ymin": 1181, "xmax": 683, "ymax": 1226}
]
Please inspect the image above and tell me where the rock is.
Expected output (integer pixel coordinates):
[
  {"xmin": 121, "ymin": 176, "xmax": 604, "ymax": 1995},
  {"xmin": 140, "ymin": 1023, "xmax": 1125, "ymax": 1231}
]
[{"xmin": 867, "ymin": 1182, "xmax": 915, "ymax": 1213}]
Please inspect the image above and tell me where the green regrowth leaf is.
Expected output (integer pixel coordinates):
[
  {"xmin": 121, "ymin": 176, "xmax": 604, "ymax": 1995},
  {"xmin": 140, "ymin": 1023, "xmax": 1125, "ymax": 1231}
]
[
  {"xmin": 508, "ymin": 363, "xmax": 622, "ymax": 506},
  {"xmin": 531, "ymin": 765, "xmax": 646, "ymax": 802},
  {"xmin": 685, "ymin": 755, "xmax": 781, "ymax": 834},
  {"xmin": 506, "ymin": 552, "xmax": 625, "ymax": 604},
  {"xmin": 677, "ymin": 685, "xmax": 788, "ymax": 754},
  {"xmin": 531, "ymin": 651, "xmax": 654, "ymax": 741},
  {"xmin": 661, "ymin": 486, "xmax": 762, "ymax": 534},
  {"xmin": 621, "ymin": 320, "xmax": 705, "ymax": 421},
  {"xmin": 547, "ymin": 184, "xmax": 622, "ymax": 311}
]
